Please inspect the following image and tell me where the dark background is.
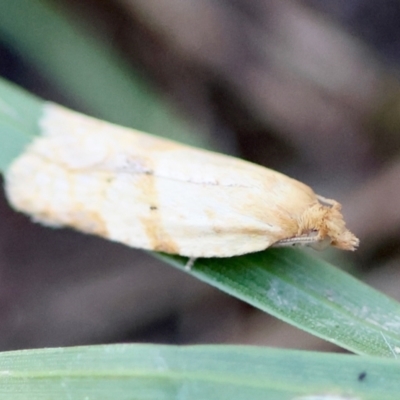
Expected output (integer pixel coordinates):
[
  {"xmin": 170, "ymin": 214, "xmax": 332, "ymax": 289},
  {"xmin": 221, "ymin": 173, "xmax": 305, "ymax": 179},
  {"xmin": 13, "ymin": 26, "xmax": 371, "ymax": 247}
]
[{"xmin": 1, "ymin": 0, "xmax": 400, "ymax": 352}]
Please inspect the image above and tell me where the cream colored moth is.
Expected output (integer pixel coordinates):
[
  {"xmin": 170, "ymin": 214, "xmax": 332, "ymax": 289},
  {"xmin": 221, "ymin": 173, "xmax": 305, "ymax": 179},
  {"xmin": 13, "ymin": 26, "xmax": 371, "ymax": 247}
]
[{"xmin": 5, "ymin": 103, "xmax": 359, "ymax": 258}]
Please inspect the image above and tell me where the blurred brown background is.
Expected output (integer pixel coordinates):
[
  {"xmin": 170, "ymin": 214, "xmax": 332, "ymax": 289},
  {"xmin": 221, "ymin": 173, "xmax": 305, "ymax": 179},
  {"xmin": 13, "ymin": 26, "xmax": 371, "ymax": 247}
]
[{"xmin": 1, "ymin": 0, "xmax": 400, "ymax": 352}]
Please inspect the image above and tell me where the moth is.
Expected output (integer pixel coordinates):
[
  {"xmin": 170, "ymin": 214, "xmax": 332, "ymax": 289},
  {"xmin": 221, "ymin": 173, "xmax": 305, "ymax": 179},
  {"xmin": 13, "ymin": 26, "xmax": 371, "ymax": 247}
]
[{"xmin": 5, "ymin": 103, "xmax": 359, "ymax": 258}]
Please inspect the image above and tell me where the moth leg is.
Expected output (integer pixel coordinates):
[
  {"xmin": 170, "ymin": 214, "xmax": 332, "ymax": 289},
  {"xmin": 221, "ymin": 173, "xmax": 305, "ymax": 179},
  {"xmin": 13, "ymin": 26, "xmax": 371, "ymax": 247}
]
[{"xmin": 185, "ymin": 257, "xmax": 196, "ymax": 270}]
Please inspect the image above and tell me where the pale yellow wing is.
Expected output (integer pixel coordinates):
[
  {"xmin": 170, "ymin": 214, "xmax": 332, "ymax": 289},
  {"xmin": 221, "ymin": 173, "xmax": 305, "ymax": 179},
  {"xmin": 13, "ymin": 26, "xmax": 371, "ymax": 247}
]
[{"xmin": 5, "ymin": 103, "xmax": 358, "ymax": 257}]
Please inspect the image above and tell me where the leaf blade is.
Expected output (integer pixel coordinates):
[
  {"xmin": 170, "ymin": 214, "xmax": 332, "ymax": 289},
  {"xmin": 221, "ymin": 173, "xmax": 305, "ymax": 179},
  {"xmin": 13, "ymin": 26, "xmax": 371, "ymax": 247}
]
[
  {"xmin": 2, "ymin": 77, "xmax": 400, "ymax": 357},
  {"xmin": 0, "ymin": 344, "xmax": 399, "ymax": 400},
  {"xmin": 159, "ymin": 249, "xmax": 400, "ymax": 357}
]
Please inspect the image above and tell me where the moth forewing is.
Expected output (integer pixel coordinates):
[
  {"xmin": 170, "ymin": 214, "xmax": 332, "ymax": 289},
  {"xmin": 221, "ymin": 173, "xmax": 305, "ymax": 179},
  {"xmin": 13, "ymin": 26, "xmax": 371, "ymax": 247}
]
[{"xmin": 4, "ymin": 102, "xmax": 359, "ymax": 257}]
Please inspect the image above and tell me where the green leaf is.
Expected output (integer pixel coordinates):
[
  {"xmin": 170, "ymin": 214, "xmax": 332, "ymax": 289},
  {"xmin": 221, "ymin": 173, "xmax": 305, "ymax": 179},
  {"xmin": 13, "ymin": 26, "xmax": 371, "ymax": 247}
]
[
  {"xmin": 2, "ymin": 77, "xmax": 400, "ymax": 357},
  {"xmin": 0, "ymin": 344, "xmax": 399, "ymax": 399},
  {"xmin": 159, "ymin": 249, "xmax": 400, "ymax": 358},
  {"xmin": 0, "ymin": 78, "xmax": 42, "ymax": 170}
]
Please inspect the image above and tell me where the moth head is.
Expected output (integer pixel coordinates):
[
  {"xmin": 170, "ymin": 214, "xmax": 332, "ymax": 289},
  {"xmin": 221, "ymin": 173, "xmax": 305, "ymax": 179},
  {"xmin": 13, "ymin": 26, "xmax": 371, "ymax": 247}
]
[
  {"xmin": 297, "ymin": 198, "xmax": 359, "ymax": 251},
  {"xmin": 273, "ymin": 197, "xmax": 358, "ymax": 251}
]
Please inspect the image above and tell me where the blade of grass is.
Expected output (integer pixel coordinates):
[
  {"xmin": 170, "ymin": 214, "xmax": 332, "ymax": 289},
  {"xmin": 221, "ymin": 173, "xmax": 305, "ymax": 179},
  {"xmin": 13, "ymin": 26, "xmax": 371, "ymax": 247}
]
[
  {"xmin": 0, "ymin": 78, "xmax": 41, "ymax": 170},
  {"xmin": 0, "ymin": 344, "xmax": 400, "ymax": 400},
  {"xmin": 158, "ymin": 249, "xmax": 400, "ymax": 358},
  {"xmin": 2, "ymin": 77, "xmax": 400, "ymax": 357}
]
